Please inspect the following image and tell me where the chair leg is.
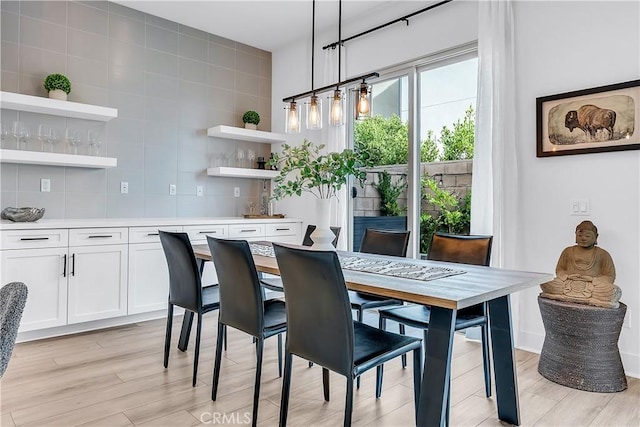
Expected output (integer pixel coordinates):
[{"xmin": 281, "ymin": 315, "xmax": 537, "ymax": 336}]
[
  {"xmin": 400, "ymin": 324, "xmax": 407, "ymax": 368},
  {"xmin": 412, "ymin": 347, "xmax": 422, "ymax": 424},
  {"xmin": 192, "ymin": 313, "xmax": 203, "ymax": 387},
  {"xmin": 278, "ymin": 333, "xmax": 283, "ymax": 378},
  {"xmin": 164, "ymin": 303, "xmax": 173, "ymax": 368},
  {"xmin": 344, "ymin": 377, "xmax": 354, "ymax": 427},
  {"xmin": 178, "ymin": 310, "xmax": 194, "ymax": 351},
  {"xmin": 252, "ymin": 338, "xmax": 264, "ymax": 427},
  {"xmin": 323, "ymin": 367, "xmax": 330, "ymax": 401},
  {"xmin": 211, "ymin": 322, "xmax": 225, "ymax": 400},
  {"xmin": 224, "ymin": 324, "xmax": 228, "ymax": 351},
  {"xmin": 481, "ymin": 324, "xmax": 492, "ymax": 397},
  {"xmin": 376, "ymin": 314, "xmax": 386, "ymax": 398},
  {"xmin": 355, "ymin": 308, "xmax": 364, "ymax": 389},
  {"xmin": 308, "ymin": 361, "xmax": 314, "ymax": 368},
  {"xmin": 279, "ymin": 351, "xmax": 293, "ymax": 427}
]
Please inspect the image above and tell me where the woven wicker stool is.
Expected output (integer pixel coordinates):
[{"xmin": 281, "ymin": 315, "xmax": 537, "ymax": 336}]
[{"xmin": 537, "ymin": 296, "xmax": 627, "ymax": 392}]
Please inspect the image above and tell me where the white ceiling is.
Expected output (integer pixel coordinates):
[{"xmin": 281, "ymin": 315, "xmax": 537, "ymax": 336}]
[{"xmin": 115, "ymin": 1, "xmax": 432, "ymax": 52}]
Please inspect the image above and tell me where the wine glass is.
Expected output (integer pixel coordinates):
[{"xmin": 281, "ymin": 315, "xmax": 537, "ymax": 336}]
[
  {"xmin": 46, "ymin": 128, "xmax": 58, "ymax": 152},
  {"xmin": 37, "ymin": 125, "xmax": 49, "ymax": 151},
  {"xmin": 0, "ymin": 123, "xmax": 9, "ymax": 148},
  {"xmin": 65, "ymin": 128, "xmax": 80, "ymax": 154},
  {"xmin": 12, "ymin": 121, "xmax": 29, "ymax": 150},
  {"xmin": 247, "ymin": 149, "xmax": 256, "ymax": 169},
  {"xmin": 87, "ymin": 130, "xmax": 101, "ymax": 156},
  {"xmin": 236, "ymin": 148, "xmax": 246, "ymax": 168}
]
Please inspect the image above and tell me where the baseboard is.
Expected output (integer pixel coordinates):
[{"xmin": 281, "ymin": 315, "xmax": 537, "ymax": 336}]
[{"xmin": 621, "ymin": 352, "xmax": 640, "ymax": 379}]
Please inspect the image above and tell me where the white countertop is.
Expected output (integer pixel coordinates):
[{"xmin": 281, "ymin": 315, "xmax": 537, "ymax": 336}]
[{"xmin": 0, "ymin": 217, "xmax": 300, "ymax": 230}]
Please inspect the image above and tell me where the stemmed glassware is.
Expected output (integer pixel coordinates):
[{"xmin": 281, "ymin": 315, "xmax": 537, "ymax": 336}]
[
  {"xmin": 12, "ymin": 121, "xmax": 29, "ymax": 150},
  {"xmin": 37, "ymin": 125, "xmax": 49, "ymax": 151},
  {"xmin": 0, "ymin": 123, "xmax": 9, "ymax": 148},
  {"xmin": 65, "ymin": 128, "xmax": 80, "ymax": 154},
  {"xmin": 45, "ymin": 128, "xmax": 58, "ymax": 152},
  {"xmin": 87, "ymin": 130, "xmax": 102, "ymax": 156}
]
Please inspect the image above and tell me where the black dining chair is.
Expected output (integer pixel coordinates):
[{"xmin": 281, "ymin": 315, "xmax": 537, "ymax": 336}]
[
  {"xmin": 273, "ymin": 243, "xmax": 422, "ymax": 427},
  {"xmin": 207, "ymin": 237, "xmax": 287, "ymax": 427},
  {"xmin": 376, "ymin": 232, "xmax": 494, "ymax": 398},
  {"xmin": 159, "ymin": 231, "xmax": 221, "ymax": 387},
  {"xmin": 259, "ymin": 224, "xmax": 340, "ymax": 293}
]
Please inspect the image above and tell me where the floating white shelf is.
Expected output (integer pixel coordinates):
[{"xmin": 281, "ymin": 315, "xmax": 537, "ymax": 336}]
[
  {"xmin": 207, "ymin": 125, "xmax": 286, "ymax": 144},
  {"xmin": 206, "ymin": 167, "xmax": 279, "ymax": 179},
  {"xmin": 0, "ymin": 91, "xmax": 118, "ymax": 122},
  {"xmin": 0, "ymin": 149, "xmax": 117, "ymax": 168}
]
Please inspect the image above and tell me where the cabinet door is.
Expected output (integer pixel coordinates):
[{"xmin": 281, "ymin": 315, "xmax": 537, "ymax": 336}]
[
  {"xmin": 1, "ymin": 248, "xmax": 68, "ymax": 332},
  {"xmin": 67, "ymin": 244, "xmax": 128, "ymax": 324},
  {"xmin": 128, "ymin": 242, "xmax": 169, "ymax": 314}
]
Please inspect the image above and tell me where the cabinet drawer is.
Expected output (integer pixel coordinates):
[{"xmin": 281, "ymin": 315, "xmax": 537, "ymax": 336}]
[
  {"xmin": 184, "ymin": 225, "xmax": 228, "ymax": 242},
  {"xmin": 129, "ymin": 226, "xmax": 182, "ymax": 244},
  {"xmin": 69, "ymin": 228, "xmax": 128, "ymax": 246},
  {"xmin": 265, "ymin": 222, "xmax": 300, "ymax": 237},
  {"xmin": 1, "ymin": 229, "xmax": 68, "ymax": 249},
  {"xmin": 228, "ymin": 224, "xmax": 265, "ymax": 239}
]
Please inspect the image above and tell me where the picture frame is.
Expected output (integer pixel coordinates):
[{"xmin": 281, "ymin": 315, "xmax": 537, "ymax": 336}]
[{"xmin": 536, "ymin": 79, "xmax": 640, "ymax": 157}]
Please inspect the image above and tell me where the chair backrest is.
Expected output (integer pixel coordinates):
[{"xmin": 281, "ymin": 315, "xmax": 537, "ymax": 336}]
[
  {"xmin": 427, "ymin": 233, "xmax": 493, "ymax": 267},
  {"xmin": 360, "ymin": 228, "xmax": 410, "ymax": 257},
  {"xmin": 159, "ymin": 231, "xmax": 202, "ymax": 313},
  {"xmin": 0, "ymin": 282, "xmax": 28, "ymax": 378},
  {"xmin": 273, "ymin": 244, "xmax": 354, "ymax": 376},
  {"xmin": 301, "ymin": 225, "xmax": 341, "ymax": 248},
  {"xmin": 207, "ymin": 237, "xmax": 264, "ymax": 337}
]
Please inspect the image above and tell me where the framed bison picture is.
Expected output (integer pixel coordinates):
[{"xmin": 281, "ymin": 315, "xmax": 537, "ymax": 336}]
[{"xmin": 536, "ymin": 79, "xmax": 640, "ymax": 157}]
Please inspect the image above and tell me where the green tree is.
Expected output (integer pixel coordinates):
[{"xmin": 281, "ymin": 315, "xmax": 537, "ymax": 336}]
[{"xmin": 440, "ymin": 106, "xmax": 475, "ymax": 161}]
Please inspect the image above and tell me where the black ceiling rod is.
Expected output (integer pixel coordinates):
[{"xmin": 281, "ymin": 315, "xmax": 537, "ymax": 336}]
[
  {"xmin": 322, "ymin": 0, "xmax": 454, "ymax": 50},
  {"xmin": 311, "ymin": 0, "xmax": 315, "ymax": 93},
  {"xmin": 282, "ymin": 72, "xmax": 379, "ymax": 103}
]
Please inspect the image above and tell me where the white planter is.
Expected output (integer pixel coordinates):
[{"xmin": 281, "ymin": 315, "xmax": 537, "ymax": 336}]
[
  {"xmin": 48, "ymin": 89, "xmax": 67, "ymax": 101},
  {"xmin": 310, "ymin": 198, "xmax": 336, "ymax": 250},
  {"xmin": 244, "ymin": 123, "xmax": 257, "ymax": 130}
]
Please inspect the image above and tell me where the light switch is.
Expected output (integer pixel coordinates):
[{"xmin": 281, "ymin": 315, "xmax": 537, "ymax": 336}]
[
  {"xmin": 570, "ymin": 198, "xmax": 590, "ymax": 216},
  {"xmin": 40, "ymin": 178, "xmax": 50, "ymax": 192},
  {"xmin": 169, "ymin": 184, "xmax": 176, "ymax": 196},
  {"xmin": 196, "ymin": 185, "xmax": 204, "ymax": 197},
  {"xmin": 120, "ymin": 182, "xmax": 129, "ymax": 194}
]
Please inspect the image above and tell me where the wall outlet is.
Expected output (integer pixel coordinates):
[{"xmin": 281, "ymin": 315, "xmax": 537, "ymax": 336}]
[
  {"xmin": 196, "ymin": 185, "xmax": 204, "ymax": 197},
  {"xmin": 120, "ymin": 182, "xmax": 129, "ymax": 194},
  {"xmin": 40, "ymin": 178, "xmax": 51, "ymax": 192},
  {"xmin": 234, "ymin": 187, "xmax": 240, "ymax": 197},
  {"xmin": 169, "ymin": 184, "xmax": 176, "ymax": 196}
]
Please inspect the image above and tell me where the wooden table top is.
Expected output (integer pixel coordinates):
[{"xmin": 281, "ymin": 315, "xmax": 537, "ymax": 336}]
[{"xmin": 192, "ymin": 244, "xmax": 552, "ymax": 310}]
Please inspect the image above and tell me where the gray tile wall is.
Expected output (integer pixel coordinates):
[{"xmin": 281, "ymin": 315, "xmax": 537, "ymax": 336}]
[{"xmin": 0, "ymin": 1, "xmax": 272, "ymax": 219}]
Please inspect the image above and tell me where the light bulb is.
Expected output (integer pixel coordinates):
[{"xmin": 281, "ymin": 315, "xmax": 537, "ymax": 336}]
[
  {"xmin": 306, "ymin": 95, "xmax": 322, "ymax": 130},
  {"xmin": 356, "ymin": 83, "xmax": 371, "ymax": 119},
  {"xmin": 329, "ymin": 90, "xmax": 343, "ymax": 126},
  {"xmin": 285, "ymin": 101, "xmax": 300, "ymax": 134},
  {"xmin": 309, "ymin": 100, "xmax": 320, "ymax": 125}
]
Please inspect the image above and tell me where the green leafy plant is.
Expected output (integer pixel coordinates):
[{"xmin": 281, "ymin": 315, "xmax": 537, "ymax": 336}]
[
  {"xmin": 43, "ymin": 73, "xmax": 71, "ymax": 94},
  {"xmin": 372, "ymin": 171, "xmax": 407, "ymax": 216},
  {"xmin": 242, "ymin": 110, "xmax": 260, "ymax": 125},
  {"xmin": 268, "ymin": 139, "xmax": 372, "ymax": 200}
]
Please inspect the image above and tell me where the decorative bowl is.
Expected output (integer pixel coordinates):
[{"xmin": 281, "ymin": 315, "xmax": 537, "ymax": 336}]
[{"xmin": 1, "ymin": 207, "xmax": 45, "ymax": 222}]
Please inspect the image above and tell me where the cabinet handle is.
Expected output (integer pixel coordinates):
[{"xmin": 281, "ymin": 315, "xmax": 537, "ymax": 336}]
[
  {"xmin": 240, "ymin": 229, "xmax": 257, "ymax": 233},
  {"xmin": 63, "ymin": 254, "xmax": 67, "ymax": 278},
  {"xmin": 20, "ymin": 237, "xmax": 49, "ymax": 241},
  {"xmin": 276, "ymin": 228, "xmax": 290, "ymax": 231},
  {"xmin": 88, "ymin": 235, "xmax": 113, "ymax": 239},
  {"xmin": 71, "ymin": 254, "xmax": 75, "ymax": 276},
  {"xmin": 147, "ymin": 233, "xmax": 159, "ymax": 236},
  {"xmin": 198, "ymin": 231, "xmax": 218, "ymax": 234}
]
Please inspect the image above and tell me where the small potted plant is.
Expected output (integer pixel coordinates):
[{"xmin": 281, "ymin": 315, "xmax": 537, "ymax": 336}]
[
  {"xmin": 242, "ymin": 110, "xmax": 260, "ymax": 130},
  {"xmin": 43, "ymin": 73, "xmax": 71, "ymax": 101}
]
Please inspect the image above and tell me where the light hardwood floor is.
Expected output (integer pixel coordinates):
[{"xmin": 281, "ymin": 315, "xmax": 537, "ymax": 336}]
[{"xmin": 1, "ymin": 312, "xmax": 638, "ymax": 427}]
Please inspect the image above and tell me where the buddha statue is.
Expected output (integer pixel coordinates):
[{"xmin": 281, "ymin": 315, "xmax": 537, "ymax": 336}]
[{"xmin": 540, "ymin": 220, "xmax": 621, "ymax": 309}]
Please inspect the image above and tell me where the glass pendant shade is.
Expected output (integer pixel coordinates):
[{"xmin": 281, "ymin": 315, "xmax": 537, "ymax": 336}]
[
  {"xmin": 329, "ymin": 89, "xmax": 344, "ymax": 126},
  {"xmin": 306, "ymin": 95, "xmax": 323, "ymax": 130},
  {"xmin": 356, "ymin": 83, "xmax": 371, "ymax": 120},
  {"xmin": 285, "ymin": 101, "xmax": 300, "ymax": 134}
]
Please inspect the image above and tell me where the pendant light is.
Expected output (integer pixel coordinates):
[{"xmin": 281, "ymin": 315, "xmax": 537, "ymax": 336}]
[
  {"xmin": 285, "ymin": 101, "xmax": 300, "ymax": 134},
  {"xmin": 329, "ymin": 0, "xmax": 344, "ymax": 127},
  {"xmin": 306, "ymin": 1, "xmax": 322, "ymax": 130},
  {"xmin": 355, "ymin": 81, "xmax": 371, "ymax": 120}
]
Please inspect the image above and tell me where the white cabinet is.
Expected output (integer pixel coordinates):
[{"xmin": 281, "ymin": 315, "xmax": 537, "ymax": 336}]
[
  {"xmin": 265, "ymin": 222, "xmax": 301, "ymax": 244},
  {"xmin": 1, "ymin": 247, "xmax": 67, "ymax": 332},
  {"xmin": 127, "ymin": 226, "xmax": 181, "ymax": 314}
]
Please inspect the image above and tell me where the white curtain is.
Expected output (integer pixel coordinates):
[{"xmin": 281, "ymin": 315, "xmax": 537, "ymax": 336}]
[{"xmin": 471, "ymin": 0, "xmax": 518, "ymax": 270}]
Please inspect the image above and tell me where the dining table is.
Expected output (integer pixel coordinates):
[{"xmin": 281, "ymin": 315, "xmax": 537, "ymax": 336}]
[{"xmin": 184, "ymin": 242, "xmax": 552, "ymax": 426}]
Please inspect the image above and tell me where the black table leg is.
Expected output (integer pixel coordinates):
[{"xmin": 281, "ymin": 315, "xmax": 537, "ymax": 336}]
[
  {"xmin": 417, "ymin": 306, "xmax": 456, "ymax": 427},
  {"xmin": 177, "ymin": 259, "xmax": 207, "ymax": 352},
  {"xmin": 488, "ymin": 295, "xmax": 520, "ymax": 426}
]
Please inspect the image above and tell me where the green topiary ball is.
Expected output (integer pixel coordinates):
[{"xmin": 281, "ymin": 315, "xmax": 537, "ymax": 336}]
[
  {"xmin": 242, "ymin": 110, "xmax": 260, "ymax": 125},
  {"xmin": 43, "ymin": 73, "xmax": 71, "ymax": 94}
]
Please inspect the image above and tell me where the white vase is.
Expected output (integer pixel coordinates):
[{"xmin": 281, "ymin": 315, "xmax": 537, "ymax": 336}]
[
  {"xmin": 48, "ymin": 89, "xmax": 67, "ymax": 101},
  {"xmin": 244, "ymin": 123, "xmax": 257, "ymax": 130},
  {"xmin": 310, "ymin": 198, "xmax": 336, "ymax": 250}
]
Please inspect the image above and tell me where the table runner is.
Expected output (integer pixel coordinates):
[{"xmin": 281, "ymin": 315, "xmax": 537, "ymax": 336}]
[{"xmin": 249, "ymin": 242, "xmax": 465, "ymax": 282}]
